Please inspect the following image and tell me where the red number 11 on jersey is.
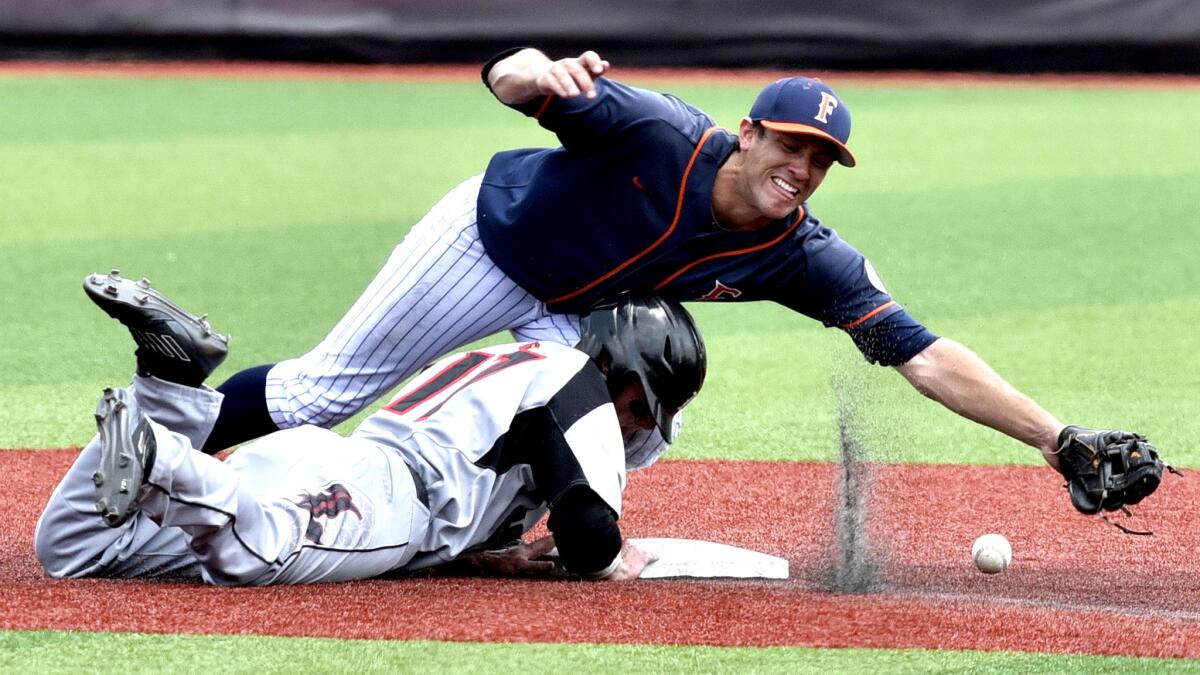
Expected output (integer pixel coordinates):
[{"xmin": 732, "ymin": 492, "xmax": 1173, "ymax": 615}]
[{"xmin": 384, "ymin": 342, "xmax": 546, "ymax": 419}]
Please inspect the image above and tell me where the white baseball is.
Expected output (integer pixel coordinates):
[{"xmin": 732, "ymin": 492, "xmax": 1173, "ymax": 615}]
[{"xmin": 971, "ymin": 533, "xmax": 1012, "ymax": 574}]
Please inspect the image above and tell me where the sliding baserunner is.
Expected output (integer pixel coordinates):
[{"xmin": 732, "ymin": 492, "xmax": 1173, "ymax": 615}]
[{"xmin": 35, "ymin": 273, "xmax": 705, "ymax": 584}]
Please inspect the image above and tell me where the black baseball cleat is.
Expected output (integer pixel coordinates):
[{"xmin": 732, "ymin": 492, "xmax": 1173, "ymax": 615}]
[
  {"xmin": 84, "ymin": 270, "xmax": 229, "ymax": 387},
  {"xmin": 92, "ymin": 387, "xmax": 157, "ymax": 528}
]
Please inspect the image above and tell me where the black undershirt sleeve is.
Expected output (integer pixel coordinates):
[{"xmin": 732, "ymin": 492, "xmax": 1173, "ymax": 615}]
[
  {"xmin": 506, "ymin": 362, "xmax": 622, "ymax": 576},
  {"xmin": 480, "ymin": 47, "xmax": 535, "ymax": 92},
  {"xmin": 547, "ymin": 485, "xmax": 622, "ymax": 576}
]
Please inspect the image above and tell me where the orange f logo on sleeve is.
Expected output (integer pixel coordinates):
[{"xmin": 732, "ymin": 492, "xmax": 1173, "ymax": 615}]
[{"xmin": 815, "ymin": 92, "xmax": 840, "ymax": 123}]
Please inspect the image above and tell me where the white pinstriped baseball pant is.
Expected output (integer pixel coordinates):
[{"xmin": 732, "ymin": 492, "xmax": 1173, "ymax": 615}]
[{"xmin": 265, "ymin": 175, "xmax": 668, "ymax": 470}]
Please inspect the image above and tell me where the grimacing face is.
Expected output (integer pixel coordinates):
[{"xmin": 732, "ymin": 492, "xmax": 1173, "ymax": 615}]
[
  {"xmin": 610, "ymin": 378, "xmax": 656, "ymax": 441},
  {"xmin": 736, "ymin": 120, "xmax": 836, "ymax": 222}
]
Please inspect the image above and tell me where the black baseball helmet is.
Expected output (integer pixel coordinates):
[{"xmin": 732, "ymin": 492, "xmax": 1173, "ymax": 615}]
[{"xmin": 576, "ymin": 296, "xmax": 707, "ymax": 442}]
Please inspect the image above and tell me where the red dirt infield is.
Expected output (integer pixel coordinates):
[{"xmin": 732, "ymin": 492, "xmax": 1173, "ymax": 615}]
[{"xmin": 5, "ymin": 449, "xmax": 1199, "ymax": 658}]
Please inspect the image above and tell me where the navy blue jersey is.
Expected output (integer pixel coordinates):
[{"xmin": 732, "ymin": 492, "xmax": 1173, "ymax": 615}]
[{"xmin": 477, "ymin": 67, "xmax": 937, "ymax": 366}]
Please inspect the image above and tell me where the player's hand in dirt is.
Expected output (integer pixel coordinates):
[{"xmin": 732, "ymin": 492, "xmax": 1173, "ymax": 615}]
[
  {"xmin": 602, "ymin": 539, "xmax": 658, "ymax": 581},
  {"xmin": 462, "ymin": 535, "xmax": 558, "ymax": 577}
]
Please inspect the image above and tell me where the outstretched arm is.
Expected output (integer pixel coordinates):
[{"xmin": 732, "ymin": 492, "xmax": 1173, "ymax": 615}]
[
  {"xmin": 486, "ymin": 48, "xmax": 610, "ymax": 105},
  {"xmin": 895, "ymin": 337, "xmax": 1064, "ymax": 468}
]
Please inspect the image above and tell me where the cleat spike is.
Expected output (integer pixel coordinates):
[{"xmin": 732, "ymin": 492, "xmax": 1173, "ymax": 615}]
[
  {"xmin": 137, "ymin": 278, "xmax": 151, "ymax": 289},
  {"xmin": 91, "ymin": 387, "xmax": 154, "ymax": 528},
  {"xmin": 104, "ymin": 284, "xmax": 119, "ymax": 296}
]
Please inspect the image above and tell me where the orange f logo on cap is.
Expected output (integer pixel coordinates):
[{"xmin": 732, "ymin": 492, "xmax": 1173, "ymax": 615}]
[
  {"xmin": 814, "ymin": 92, "xmax": 839, "ymax": 123},
  {"xmin": 750, "ymin": 76, "xmax": 856, "ymax": 166}
]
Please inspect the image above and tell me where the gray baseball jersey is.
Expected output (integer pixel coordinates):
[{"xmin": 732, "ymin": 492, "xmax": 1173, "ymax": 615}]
[{"xmin": 354, "ymin": 340, "xmax": 627, "ymax": 570}]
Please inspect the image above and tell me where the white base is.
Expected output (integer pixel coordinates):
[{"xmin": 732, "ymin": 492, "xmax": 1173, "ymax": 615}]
[{"xmin": 630, "ymin": 537, "xmax": 789, "ymax": 580}]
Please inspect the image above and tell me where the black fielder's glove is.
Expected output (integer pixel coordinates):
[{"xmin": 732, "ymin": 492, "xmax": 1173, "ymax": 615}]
[{"xmin": 1055, "ymin": 425, "xmax": 1180, "ymax": 518}]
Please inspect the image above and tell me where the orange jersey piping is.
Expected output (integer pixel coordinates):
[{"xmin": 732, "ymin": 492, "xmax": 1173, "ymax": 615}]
[
  {"xmin": 840, "ymin": 300, "xmax": 897, "ymax": 330},
  {"xmin": 652, "ymin": 209, "xmax": 806, "ymax": 290},
  {"xmin": 547, "ymin": 125, "xmax": 722, "ymax": 305}
]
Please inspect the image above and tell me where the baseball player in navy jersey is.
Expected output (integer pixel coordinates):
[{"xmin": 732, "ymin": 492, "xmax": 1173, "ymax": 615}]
[
  {"xmin": 190, "ymin": 46, "xmax": 1147, "ymax": 478},
  {"xmin": 35, "ymin": 274, "xmax": 705, "ymax": 584}
]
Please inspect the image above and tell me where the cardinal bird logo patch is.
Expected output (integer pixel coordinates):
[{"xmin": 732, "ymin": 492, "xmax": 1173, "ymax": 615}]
[
  {"xmin": 294, "ymin": 483, "xmax": 362, "ymax": 544},
  {"xmin": 699, "ymin": 280, "xmax": 743, "ymax": 301}
]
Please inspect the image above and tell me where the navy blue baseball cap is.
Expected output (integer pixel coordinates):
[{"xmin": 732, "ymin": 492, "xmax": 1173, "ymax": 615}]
[{"xmin": 749, "ymin": 76, "xmax": 856, "ymax": 167}]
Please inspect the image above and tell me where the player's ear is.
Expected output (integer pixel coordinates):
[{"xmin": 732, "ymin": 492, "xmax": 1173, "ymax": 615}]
[{"xmin": 737, "ymin": 118, "xmax": 757, "ymax": 151}]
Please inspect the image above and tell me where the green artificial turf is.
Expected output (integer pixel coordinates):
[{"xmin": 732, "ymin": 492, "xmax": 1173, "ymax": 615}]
[
  {"xmin": 2, "ymin": 74, "xmax": 1197, "ymax": 467},
  {"xmin": 2, "ymin": 630, "xmax": 1196, "ymax": 674}
]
